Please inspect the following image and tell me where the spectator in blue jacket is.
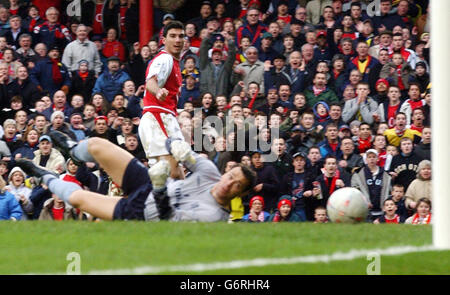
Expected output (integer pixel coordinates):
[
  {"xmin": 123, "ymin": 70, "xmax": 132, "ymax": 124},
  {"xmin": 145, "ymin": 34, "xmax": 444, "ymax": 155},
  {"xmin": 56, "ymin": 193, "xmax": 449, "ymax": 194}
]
[
  {"xmin": 0, "ymin": 176, "xmax": 23, "ymax": 220},
  {"xmin": 92, "ymin": 56, "xmax": 130, "ymax": 103},
  {"xmin": 30, "ymin": 46, "xmax": 71, "ymax": 97}
]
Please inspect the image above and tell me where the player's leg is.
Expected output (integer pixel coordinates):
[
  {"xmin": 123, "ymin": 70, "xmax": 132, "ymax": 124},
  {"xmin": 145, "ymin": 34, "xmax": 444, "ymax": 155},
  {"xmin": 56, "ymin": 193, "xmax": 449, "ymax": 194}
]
[
  {"xmin": 139, "ymin": 112, "xmax": 187, "ymax": 179},
  {"xmin": 69, "ymin": 190, "xmax": 121, "ymax": 220},
  {"xmin": 49, "ymin": 131, "xmax": 133, "ymax": 187},
  {"xmin": 16, "ymin": 158, "xmax": 121, "ymax": 220}
]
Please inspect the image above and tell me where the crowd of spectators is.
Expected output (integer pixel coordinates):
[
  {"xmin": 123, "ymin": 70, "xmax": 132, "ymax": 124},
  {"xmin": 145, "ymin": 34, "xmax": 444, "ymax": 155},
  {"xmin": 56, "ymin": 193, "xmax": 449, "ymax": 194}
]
[{"xmin": 0, "ymin": 0, "xmax": 432, "ymax": 224}]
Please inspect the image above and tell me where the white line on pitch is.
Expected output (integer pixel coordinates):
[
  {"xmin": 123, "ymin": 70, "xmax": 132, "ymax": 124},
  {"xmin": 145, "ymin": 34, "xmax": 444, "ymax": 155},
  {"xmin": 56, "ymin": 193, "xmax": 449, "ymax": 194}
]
[{"xmin": 23, "ymin": 244, "xmax": 441, "ymax": 275}]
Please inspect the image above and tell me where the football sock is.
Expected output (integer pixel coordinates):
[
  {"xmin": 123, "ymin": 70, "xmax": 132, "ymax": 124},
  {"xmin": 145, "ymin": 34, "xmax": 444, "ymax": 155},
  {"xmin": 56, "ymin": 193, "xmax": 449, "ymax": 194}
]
[
  {"xmin": 71, "ymin": 140, "xmax": 95, "ymax": 163},
  {"xmin": 43, "ymin": 175, "xmax": 82, "ymax": 205}
]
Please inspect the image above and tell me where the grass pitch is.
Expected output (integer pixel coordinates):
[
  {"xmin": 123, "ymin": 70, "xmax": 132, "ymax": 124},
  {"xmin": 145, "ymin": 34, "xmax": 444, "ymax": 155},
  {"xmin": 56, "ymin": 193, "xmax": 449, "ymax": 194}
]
[{"xmin": 1, "ymin": 221, "xmax": 448, "ymax": 275}]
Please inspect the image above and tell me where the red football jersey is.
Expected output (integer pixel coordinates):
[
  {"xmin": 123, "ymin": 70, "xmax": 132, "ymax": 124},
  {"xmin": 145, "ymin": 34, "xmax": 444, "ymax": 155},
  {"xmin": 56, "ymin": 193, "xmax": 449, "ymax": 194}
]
[{"xmin": 142, "ymin": 51, "xmax": 182, "ymax": 116}]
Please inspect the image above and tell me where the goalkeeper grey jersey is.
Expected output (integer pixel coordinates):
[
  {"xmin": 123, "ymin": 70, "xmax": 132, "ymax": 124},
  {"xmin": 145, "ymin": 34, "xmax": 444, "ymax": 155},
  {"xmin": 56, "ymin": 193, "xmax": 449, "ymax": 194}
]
[{"xmin": 143, "ymin": 154, "xmax": 231, "ymax": 222}]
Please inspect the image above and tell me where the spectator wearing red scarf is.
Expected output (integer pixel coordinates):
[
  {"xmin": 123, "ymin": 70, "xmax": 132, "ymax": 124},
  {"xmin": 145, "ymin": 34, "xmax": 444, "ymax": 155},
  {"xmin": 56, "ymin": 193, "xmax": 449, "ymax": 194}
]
[
  {"xmin": 29, "ymin": 46, "xmax": 71, "ymax": 97},
  {"xmin": 303, "ymin": 155, "xmax": 351, "ymax": 221},
  {"xmin": 69, "ymin": 60, "xmax": 97, "ymax": 103},
  {"xmin": 102, "ymin": 27, "xmax": 126, "ymax": 63},
  {"xmin": 356, "ymin": 123, "xmax": 373, "ymax": 154}
]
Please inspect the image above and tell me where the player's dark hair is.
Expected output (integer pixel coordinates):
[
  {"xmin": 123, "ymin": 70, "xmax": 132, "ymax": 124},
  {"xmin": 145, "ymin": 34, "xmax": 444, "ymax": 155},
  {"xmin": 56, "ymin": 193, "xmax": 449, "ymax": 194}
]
[
  {"xmin": 163, "ymin": 21, "xmax": 185, "ymax": 37},
  {"xmin": 234, "ymin": 163, "xmax": 257, "ymax": 193}
]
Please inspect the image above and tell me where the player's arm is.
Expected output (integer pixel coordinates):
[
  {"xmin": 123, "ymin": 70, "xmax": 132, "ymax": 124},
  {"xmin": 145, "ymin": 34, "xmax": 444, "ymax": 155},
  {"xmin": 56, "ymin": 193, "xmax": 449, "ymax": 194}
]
[
  {"xmin": 146, "ymin": 76, "xmax": 169, "ymax": 101},
  {"xmin": 145, "ymin": 54, "xmax": 173, "ymax": 101}
]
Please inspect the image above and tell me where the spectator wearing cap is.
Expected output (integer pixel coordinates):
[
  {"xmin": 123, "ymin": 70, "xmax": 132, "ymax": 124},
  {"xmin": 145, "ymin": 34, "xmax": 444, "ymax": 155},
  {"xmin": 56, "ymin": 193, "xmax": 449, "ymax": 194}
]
[
  {"xmin": 92, "ymin": 55, "xmax": 130, "ymax": 103},
  {"xmin": 368, "ymin": 31, "xmax": 394, "ymax": 59},
  {"xmin": 41, "ymin": 90, "xmax": 74, "ymax": 123},
  {"xmin": 30, "ymin": 45, "xmax": 71, "ymax": 97},
  {"xmin": 280, "ymin": 151, "xmax": 309, "ymax": 221},
  {"xmin": 258, "ymin": 32, "xmax": 279, "ymax": 63},
  {"xmin": 199, "ymin": 31, "xmax": 236, "ymax": 97},
  {"xmin": 62, "ymin": 24, "xmax": 103, "ymax": 76},
  {"xmin": 372, "ymin": 0, "xmax": 405, "ymax": 33},
  {"xmin": 314, "ymin": 30, "xmax": 333, "ymax": 63},
  {"xmin": 242, "ymin": 195, "xmax": 271, "ymax": 222},
  {"xmin": 263, "ymin": 53, "xmax": 290, "ymax": 96},
  {"xmin": 32, "ymin": 134, "xmax": 65, "ymax": 174},
  {"xmin": 187, "ymin": 1, "xmax": 213, "ymax": 31},
  {"xmin": 306, "ymin": 0, "xmax": 332, "ymax": 25},
  {"xmin": 178, "ymin": 74, "xmax": 200, "ymax": 109},
  {"xmin": 351, "ymin": 148, "xmax": 392, "ymax": 222},
  {"xmin": 371, "ymin": 78, "xmax": 389, "ymax": 104},
  {"xmin": 46, "ymin": 110, "xmax": 77, "ymax": 141},
  {"xmin": 359, "ymin": 19, "xmax": 376, "ymax": 47},
  {"xmin": 32, "ymin": 7, "xmax": 71, "ymax": 49},
  {"xmin": 270, "ymin": 196, "xmax": 301, "ymax": 222},
  {"xmin": 5, "ymin": 166, "xmax": 33, "ymax": 219},
  {"xmin": 288, "ymin": 18, "xmax": 307, "ymax": 51},
  {"xmin": 248, "ymin": 150, "xmax": 280, "ymax": 213},
  {"xmin": 90, "ymin": 115, "xmax": 119, "ymax": 145},
  {"xmin": 206, "ymin": 33, "xmax": 227, "ymax": 59},
  {"xmin": 413, "ymin": 61, "xmax": 429, "ymax": 93},
  {"xmin": 235, "ymin": 7, "xmax": 267, "ymax": 49},
  {"xmin": 68, "ymin": 112, "xmax": 87, "ymax": 142},
  {"xmin": 69, "ymin": 59, "xmax": 97, "ymax": 104}
]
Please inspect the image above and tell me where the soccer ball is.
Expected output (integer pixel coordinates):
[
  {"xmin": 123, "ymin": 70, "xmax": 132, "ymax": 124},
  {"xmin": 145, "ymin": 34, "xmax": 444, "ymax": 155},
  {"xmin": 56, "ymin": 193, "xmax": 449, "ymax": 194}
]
[{"xmin": 326, "ymin": 187, "xmax": 369, "ymax": 223}]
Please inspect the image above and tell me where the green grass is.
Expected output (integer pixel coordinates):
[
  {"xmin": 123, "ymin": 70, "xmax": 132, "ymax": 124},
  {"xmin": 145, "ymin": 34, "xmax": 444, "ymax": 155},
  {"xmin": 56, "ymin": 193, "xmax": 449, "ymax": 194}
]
[{"xmin": 0, "ymin": 221, "xmax": 448, "ymax": 275}]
